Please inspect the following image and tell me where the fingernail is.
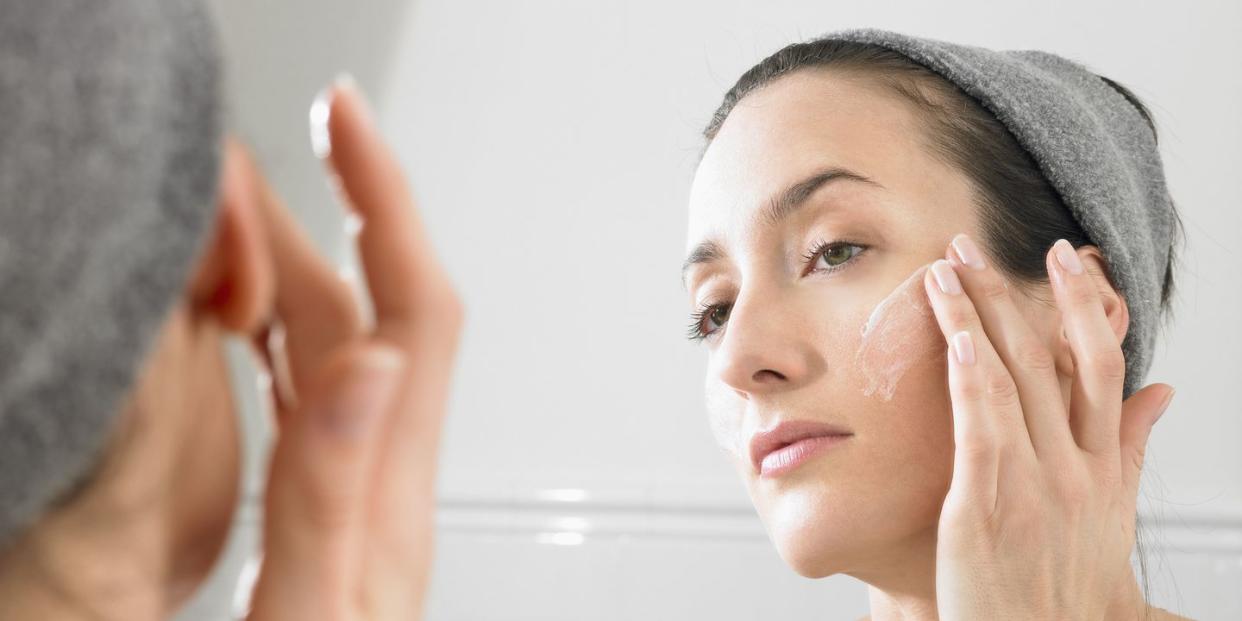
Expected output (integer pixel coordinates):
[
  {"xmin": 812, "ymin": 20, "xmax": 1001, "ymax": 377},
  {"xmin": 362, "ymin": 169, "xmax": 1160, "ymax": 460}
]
[
  {"xmin": 951, "ymin": 331, "xmax": 976, "ymax": 366},
  {"xmin": 334, "ymin": 72, "xmax": 375, "ymax": 125},
  {"xmin": 951, "ymin": 233, "xmax": 986, "ymax": 270},
  {"xmin": 1053, "ymin": 239, "xmax": 1084, "ymax": 275},
  {"xmin": 309, "ymin": 83, "xmax": 334, "ymax": 159},
  {"xmin": 1154, "ymin": 387, "xmax": 1175, "ymax": 424},
  {"xmin": 343, "ymin": 212, "xmax": 363, "ymax": 236},
  {"xmin": 931, "ymin": 259, "xmax": 962, "ymax": 295},
  {"xmin": 308, "ymin": 72, "xmax": 370, "ymax": 160},
  {"xmin": 315, "ymin": 347, "xmax": 405, "ymax": 439}
]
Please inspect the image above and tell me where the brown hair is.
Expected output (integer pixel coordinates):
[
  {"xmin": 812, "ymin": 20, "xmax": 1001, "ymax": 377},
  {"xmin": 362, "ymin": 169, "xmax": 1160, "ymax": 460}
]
[{"xmin": 703, "ymin": 39, "xmax": 1183, "ymax": 318}]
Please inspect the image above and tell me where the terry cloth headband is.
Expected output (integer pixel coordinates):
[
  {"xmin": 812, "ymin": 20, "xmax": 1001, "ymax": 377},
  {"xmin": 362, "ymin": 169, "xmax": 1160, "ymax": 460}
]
[
  {"xmin": 0, "ymin": 0, "xmax": 223, "ymax": 546},
  {"xmin": 815, "ymin": 28, "xmax": 1175, "ymax": 401}
]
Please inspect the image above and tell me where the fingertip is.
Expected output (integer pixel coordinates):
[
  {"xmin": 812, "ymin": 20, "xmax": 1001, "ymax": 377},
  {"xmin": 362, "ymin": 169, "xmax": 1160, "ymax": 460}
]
[
  {"xmin": 309, "ymin": 71, "xmax": 374, "ymax": 161},
  {"xmin": 1045, "ymin": 242, "xmax": 1064, "ymax": 289},
  {"xmin": 923, "ymin": 259, "xmax": 945, "ymax": 291},
  {"xmin": 1122, "ymin": 383, "xmax": 1174, "ymax": 436},
  {"xmin": 1052, "ymin": 239, "xmax": 1085, "ymax": 276},
  {"xmin": 309, "ymin": 85, "xmax": 333, "ymax": 160},
  {"xmin": 327, "ymin": 73, "xmax": 375, "ymax": 142},
  {"xmin": 1154, "ymin": 384, "xmax": 1175, "ymax": 425}
]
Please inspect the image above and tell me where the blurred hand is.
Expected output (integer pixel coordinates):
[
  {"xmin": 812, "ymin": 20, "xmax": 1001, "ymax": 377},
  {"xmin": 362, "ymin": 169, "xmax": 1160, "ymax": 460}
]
[{"xmin": 229, "ymin": 77, "xmax": 462, "ymax": 620}]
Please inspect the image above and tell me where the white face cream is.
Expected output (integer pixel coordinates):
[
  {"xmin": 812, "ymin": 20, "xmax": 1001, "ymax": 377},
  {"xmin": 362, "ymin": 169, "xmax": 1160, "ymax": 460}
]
[
  {"xmin": 707, "ymin": 263, "xmax": 947, "ymax": 458},
  {"xmin": 706, "ymin": 380, "xmax": 742, "ymax": 458},
  {"xmin": 854, "ymin": 264, "xmax": 943, "ymax": 401}
]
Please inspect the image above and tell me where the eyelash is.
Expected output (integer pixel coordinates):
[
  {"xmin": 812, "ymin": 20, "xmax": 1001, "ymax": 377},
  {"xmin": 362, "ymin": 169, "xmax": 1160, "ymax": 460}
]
[{"xmin": 685, "ymin": 239, "xmax": 869, "ymax": 342}]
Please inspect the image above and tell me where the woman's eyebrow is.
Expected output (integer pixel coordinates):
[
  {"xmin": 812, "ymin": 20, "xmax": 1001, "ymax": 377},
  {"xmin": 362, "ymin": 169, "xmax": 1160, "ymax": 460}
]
[
  {"xmin": 681, "ymin": 166, "xmax": 881, "ymax": 289},
  {"xmin": 682, "ymin": 240, "xmax": 726, "ymax": 289},
  {"xmin": 760, "ymin": 166, "xmax": 882, "ymax": 228}
]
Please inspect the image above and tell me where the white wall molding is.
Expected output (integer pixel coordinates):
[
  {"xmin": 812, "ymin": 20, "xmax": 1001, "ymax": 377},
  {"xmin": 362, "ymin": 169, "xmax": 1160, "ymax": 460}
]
[
  {"xmin": 239, "ymin": 489, "xmax": 1242, "ymax": 554},
  {"xmin": 436, "ymin": 494, "xmax": 1242, "ymax": 554}
]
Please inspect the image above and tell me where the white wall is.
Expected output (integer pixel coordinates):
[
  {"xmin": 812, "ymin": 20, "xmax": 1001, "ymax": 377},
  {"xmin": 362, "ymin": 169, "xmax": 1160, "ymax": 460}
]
[{"xmin": 183, "ymin": 1, "xmax": 1242, "ymax": 619}]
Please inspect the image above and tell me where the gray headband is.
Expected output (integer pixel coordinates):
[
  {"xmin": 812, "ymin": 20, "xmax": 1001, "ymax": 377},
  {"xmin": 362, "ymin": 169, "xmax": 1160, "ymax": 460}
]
[
  {"xmin": 0, "ymin": 0, "xmax": 223, "ymax": 546},
  {"xmin": 816, "ymin": 28, "xmax": 1175, "ymax": 401}
]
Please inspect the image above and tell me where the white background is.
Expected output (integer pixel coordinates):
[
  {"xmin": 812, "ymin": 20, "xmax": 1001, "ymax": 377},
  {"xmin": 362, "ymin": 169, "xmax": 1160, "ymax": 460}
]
[{"xmin": 184, "ymin": 1, "xmax": 1242, "ymax": 619}]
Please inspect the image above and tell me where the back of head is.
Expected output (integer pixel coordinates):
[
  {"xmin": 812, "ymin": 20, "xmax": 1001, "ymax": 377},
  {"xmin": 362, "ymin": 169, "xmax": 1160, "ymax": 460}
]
[{"xmin": 0, "ymin": 0, "xmax": 224, "ymax": 547}]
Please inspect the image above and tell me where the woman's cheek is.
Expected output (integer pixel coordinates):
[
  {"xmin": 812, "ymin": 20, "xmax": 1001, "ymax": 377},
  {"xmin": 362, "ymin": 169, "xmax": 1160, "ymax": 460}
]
[
  {"xmin": 853, "ymin": 263, "xmax": 945, "ymax": 401},
  {"xmin": 851, "ymin": 262, "xmax": 956, "ymax": 499},
  {"xmin": 703, "ymin": 262, "xmax": 948, "ymax": 462},
  {"xmin": 705, "ymin": 380, "xmax": 743, "ymax": 458}
]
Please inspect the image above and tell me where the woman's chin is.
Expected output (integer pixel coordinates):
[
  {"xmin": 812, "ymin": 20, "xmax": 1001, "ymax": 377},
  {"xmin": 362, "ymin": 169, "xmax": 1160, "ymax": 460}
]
[
  {"xmin": 755, "ymin": 469, "xmax": 946, "ymax": 581},
  {"xmin": 777, "ymin": 545, "xmax": 844, "ymax": 579},
  {"xmin": 756, "ymin": 484, "xmax": 865, "ymax": 579},
  {"xmin": 771, "ymin": 525, "xmax": 854, "ymax": 578}
]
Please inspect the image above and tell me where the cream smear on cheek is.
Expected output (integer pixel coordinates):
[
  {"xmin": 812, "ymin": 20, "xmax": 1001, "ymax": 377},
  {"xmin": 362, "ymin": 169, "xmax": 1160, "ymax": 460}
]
[
  {"xmin": 854, "ymin": 264, "xmax": 945, "ymax": 401},
  {"xmin": 707, "ymin": 382, "xmax": 743, "ymax": 458},
  {"xmin": 707, "ymin": 264, "xmax": 945, "ymax": 458}
]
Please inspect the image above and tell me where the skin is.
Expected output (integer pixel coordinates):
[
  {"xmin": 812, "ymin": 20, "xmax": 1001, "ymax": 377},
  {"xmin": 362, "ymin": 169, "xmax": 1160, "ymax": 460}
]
[
  {"xmin": 684, "ymin": 69, "xmax": 1190, "ymax": 620},
  {"xmin": 0, "ymin": 80, "xmax": 461, "ymax": 620}
]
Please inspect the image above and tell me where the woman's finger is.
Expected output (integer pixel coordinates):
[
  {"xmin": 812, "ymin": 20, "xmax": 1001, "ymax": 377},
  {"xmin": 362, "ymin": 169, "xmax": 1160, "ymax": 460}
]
[
  {"xmin": 923, "ymin": 259, "xmax": 1032, "ymax": 504},
  {"xmin": 319, "ymin": 75, "xmax": 462, "ymax": 463},
  {"xmin": 924, "ymin": 259, "xmax": 1033, "ymax": 450},
  {"xmin": 1046, "ymin": 239, "xmax": 1126, "ymax": 458},
  {"xmin": 225, "ymin": 138, "xmax": 366, "ymax": 400},
  {"xmin": 943, "ymin": 329, "xmax": 1000, "ymax": 514},
  {"xmin": 1118, "ymin": 383, "xmax": 1173, "ymax": 501},
  {"xmin": 321, "ymin": 77, "xmax": 460, "ymax": 348},
  {"xmin": 946, "ymin": 233, "xmax": 1076, "ymax": 460},
  {"xmin": 319, "ymin": 76, "xmax": 464, "ymax": 617},
  {"xmin": 247, "ymin": 344, "xmax": 406, "ymax": 621}
]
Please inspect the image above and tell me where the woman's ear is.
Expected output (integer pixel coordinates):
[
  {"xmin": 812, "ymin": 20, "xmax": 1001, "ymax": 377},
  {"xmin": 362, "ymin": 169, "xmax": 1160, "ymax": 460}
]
[
  {"xmin": 187, "ymin": 138, "xmax": 274, "ymax": 334},
  {"xmin": 1055, "ymin": 244, "xmax": 1130, "ymax": 353}
]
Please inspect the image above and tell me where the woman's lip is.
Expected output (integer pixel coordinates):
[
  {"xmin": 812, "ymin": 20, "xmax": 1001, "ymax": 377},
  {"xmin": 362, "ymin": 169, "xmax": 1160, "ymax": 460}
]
[
  {"xmin": 758, "ymin": 434, "xmax": 851, "ymax": 477},
  {"xmin": 749, "ymin": 420, "xmax": 854, "ymax": 477}
]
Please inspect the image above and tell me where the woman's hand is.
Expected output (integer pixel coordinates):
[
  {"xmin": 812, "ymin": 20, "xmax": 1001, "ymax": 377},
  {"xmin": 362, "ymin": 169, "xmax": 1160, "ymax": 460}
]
[
  {"xmin": 229, "ymin": 78, "xmax": 462, "ymax": 620},
  {"xmin": 923, "ymin": 233, "xmax": 1174, "ymax": 620}
]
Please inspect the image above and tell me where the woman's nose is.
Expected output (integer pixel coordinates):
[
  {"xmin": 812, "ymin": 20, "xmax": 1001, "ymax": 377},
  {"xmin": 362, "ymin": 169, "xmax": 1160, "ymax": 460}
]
[{"xmin": 711, "ymin": 292, "xmax": 820, "ymax": 398}]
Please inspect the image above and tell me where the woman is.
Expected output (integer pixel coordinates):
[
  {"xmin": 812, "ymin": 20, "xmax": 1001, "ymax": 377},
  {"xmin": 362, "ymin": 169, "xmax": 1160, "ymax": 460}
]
[
  {"xmin": 683, "ymin": 30, "xmax": 1190, "ymax": 620},
  {"xmin": 0, "ymin": 1, "xmax": 458, "ymax": 618},
  {"xmin": 0, "ymin": 4, "xmax": 1194, "ymax": 619}
]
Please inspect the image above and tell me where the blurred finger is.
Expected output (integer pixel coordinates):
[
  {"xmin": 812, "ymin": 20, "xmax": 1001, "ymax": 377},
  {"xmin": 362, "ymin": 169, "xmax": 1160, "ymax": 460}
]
[
  {"xmin": 229, "ymin": 139, "xmax": 366, "ymax": 396},
  {"xmin": 320, "ymin": 76, "xmax": 464, "ymax": 617},
  {"xmin": 320, "ymin": 77, "xmax": 460, "ymax": 349},
  {"xmin": 247, "ymin": 344, "xmax": 405, "ymax": 621}
]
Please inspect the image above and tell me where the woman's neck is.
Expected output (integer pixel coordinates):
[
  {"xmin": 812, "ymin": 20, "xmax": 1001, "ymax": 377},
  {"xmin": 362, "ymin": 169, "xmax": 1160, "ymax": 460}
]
[
  {"xmin": 0, "ymin": 437, "xmax": 227, "ymax": 621},
  {"xmin": 857, "ymin": 524, "xmax": 941, "ymax": 621},
  {"xmin": 0, "ymin": 311, "xmax": 239, "ymax": 620},
  {"xmin": 0, "ymin": 501, "xmax": 174, "ymax": 620}
]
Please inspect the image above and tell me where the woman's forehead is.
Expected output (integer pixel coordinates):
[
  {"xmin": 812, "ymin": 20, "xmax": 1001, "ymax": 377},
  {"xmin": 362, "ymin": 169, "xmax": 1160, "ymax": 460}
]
[{"xmin": 686, "ymin": 72, "xmax": 926, "ymax": 244}]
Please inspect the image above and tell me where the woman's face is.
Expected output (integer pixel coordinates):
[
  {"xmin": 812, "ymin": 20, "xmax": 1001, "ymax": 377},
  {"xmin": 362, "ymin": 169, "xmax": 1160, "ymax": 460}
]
[{"xmin": 684, "ymin": 69, "xmax": 1058, "ymax": 578}]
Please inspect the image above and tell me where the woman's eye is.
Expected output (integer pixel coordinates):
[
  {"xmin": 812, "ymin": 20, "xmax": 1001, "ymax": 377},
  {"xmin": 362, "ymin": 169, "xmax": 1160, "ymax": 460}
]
[
  {"xmin": 687, "ymin": 302, "xmax": 732, "ymax": 341},
  {"xmin": 706, "ymin": 304, "xmax": 731, "ymax": 330},
  {"xmin": 808, "ymin": 241, "xmax": 866, "ymax": 273},
  {"xmin": 686, "ymin": 241, "xmax": 864, "ymax": 343}
]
